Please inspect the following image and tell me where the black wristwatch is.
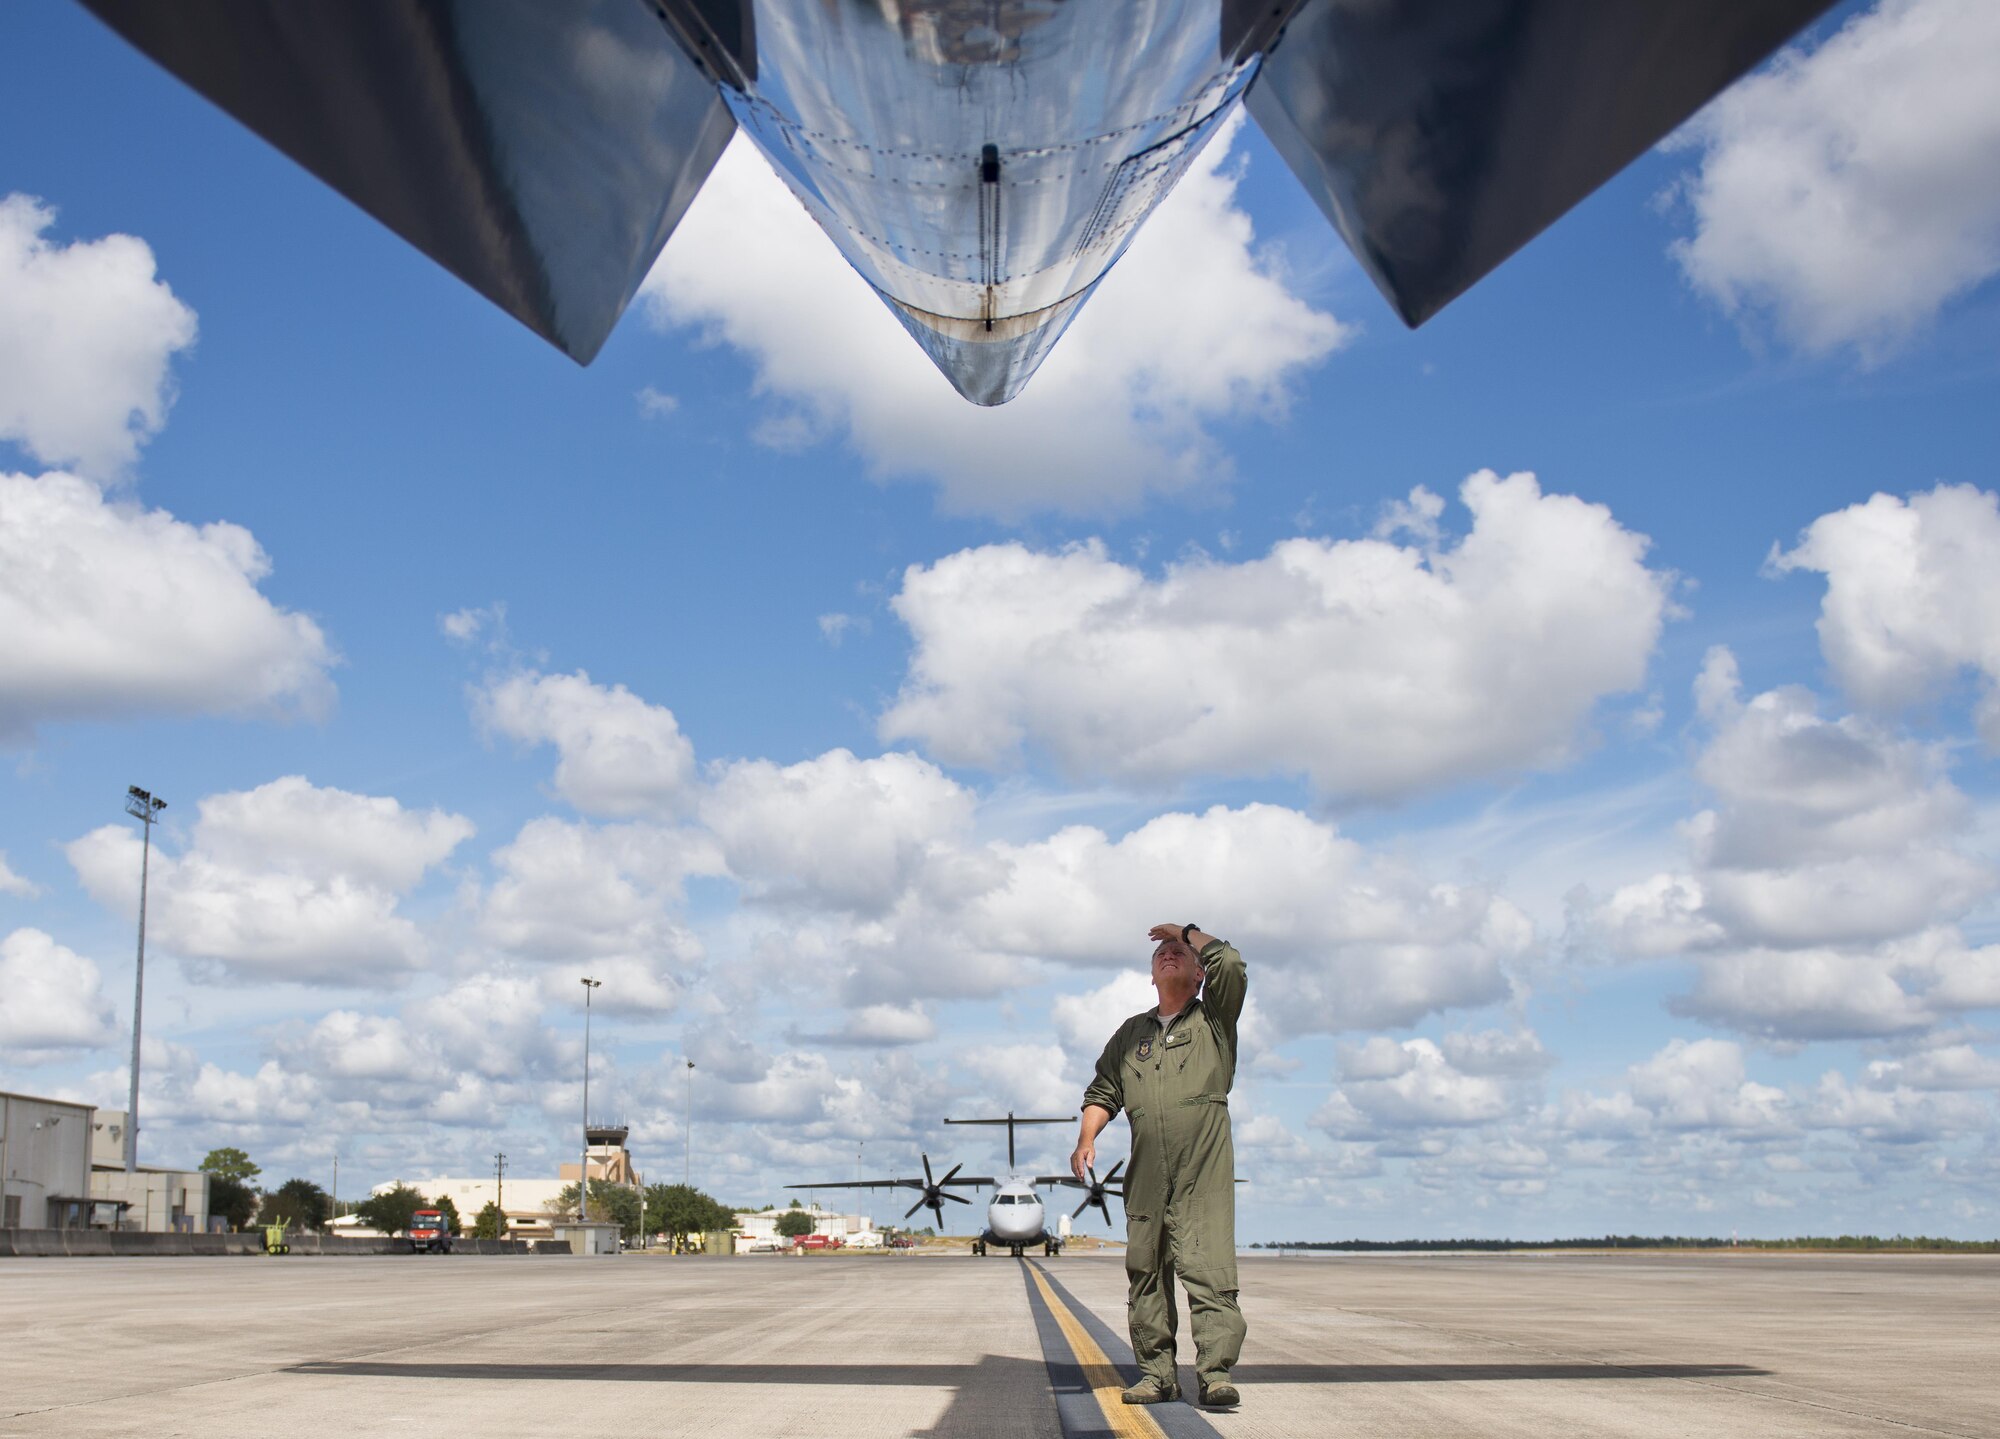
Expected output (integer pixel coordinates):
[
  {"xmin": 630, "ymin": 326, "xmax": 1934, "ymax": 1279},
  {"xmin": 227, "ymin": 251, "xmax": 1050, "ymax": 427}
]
[{"xmin": 1182, "ymin": 923, "xmax": 1199, "ymax": 945}]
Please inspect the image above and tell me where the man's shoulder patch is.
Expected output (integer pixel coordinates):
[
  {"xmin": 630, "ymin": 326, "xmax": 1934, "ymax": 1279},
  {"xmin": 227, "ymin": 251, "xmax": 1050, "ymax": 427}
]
[{"xmin": 1135, "ymin": 1036, "xmax": 1153, "ymax": 1061}]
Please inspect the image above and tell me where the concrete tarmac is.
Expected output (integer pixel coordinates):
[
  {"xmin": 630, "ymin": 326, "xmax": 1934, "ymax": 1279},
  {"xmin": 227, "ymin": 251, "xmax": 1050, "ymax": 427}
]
[{"xmin": 2, "ymin": 1251, "xmax": 1994, "ymax": 1438}]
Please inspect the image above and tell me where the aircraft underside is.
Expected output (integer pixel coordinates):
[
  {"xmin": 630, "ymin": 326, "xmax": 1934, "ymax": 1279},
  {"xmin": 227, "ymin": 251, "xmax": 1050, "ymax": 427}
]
[{"xmin": 79, "ymin": 0, "xmax": 1838, "ymax": 406}]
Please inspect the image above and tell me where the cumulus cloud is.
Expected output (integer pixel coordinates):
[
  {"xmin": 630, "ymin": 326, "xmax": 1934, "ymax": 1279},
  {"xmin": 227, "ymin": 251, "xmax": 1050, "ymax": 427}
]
[
  {"xmin": 1805, "ymin": 1070, "xmax": 1989, "ymax": 1144},
  {"xmin": 194, "ymin": 776, "xmax": 473, "ymax": 892},
  {"xmin": 1627, "ymin": 1039, "xmax": 1793, "ymax": 1135},
  {"xmin": 264, "ymin": 974, "xmax": 576, "ymax": 1130},
  {"xmin": 441, "ymin": 602, "xmax": 508, "ymax": 650},
  {"xmin": 881, "ymin": 472, "xmax": 1669, "ymax": 798},
  {"xmin": 959, "ymin": 1041, "xmax": 1078, "ymax": 1119},
  {"xmin": 1666, "ymin": 0, "xmax": 2000, "ymax": 358},
  {"xmin": 0, "ymin": 852, "xmax": 40, "ymax": 898},
  {"xmin": 1441, "ymin": 1028, "xmax": 1555, "ymax": 1078},
  {"xmin": 1052, "ymin": 972, "xmax": 1158, "ymax": 1058},
  {"xmin": 0, "ymin": 928, "xmax": 121, "ymax": 1057},
  {"xmin": 66, "ymin": 777, "xmax": 472, "ymax": 985},
  {"xmin": 642, "ymin": 123, "xmax": 1347, "ymax": 519},
  {"xmin": 0, "ymin": 195, "xmax": 198, "ymax": 475},
  {"xmin": 1866, "ymin": 1044, "xmax": 2000, "ymax": 1093},
  {"xmin": 703, "ymin": 749, "xmax": 974, "ymax": 915},
  {"xmin": 1317, "ymin": 1030, "xmax": 1556, "ymax": 1149},
  {"xmin": 793, "ymin": 1003, "xmax": 938, "ymax": 1048},
  {"xmin": 477, "ymin": 669, "xmax": 697, "ymax": 817},
  {"xmin": 714, "ymin": 787, "xmax": 1529, "ymax": 1040},
  {"xmin": 1771, "ymin": 484, "xmax": 2000, "ymax": 745},
  {"xmin": 476, "ymin": 816, "xmax": 715, "ymax": 1012},
  {"xmin": 1317, "ymin": 1038, "xmax": 1513, "ymax": 1138},
  {"xmin": 971, "ymin": 804, "xmax": 1531, "ymax": 1036},
  {"xmin": 0, "ymin": 471, "xmax": 337, "ymax": 744},
  {"xmin": 1582, "ymin": 649, "xmax": 1999, "ymax": 1040},
  {"xmin": 80, "ymin": 1039, "xmax": 325, "ymax": 1136}
]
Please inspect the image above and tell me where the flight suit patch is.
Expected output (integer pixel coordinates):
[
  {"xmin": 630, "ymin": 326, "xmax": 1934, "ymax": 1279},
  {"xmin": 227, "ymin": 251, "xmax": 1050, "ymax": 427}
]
[{"xmin": 1136, "ymin": 1036, "xmax": 1153, "ymax": 1061}]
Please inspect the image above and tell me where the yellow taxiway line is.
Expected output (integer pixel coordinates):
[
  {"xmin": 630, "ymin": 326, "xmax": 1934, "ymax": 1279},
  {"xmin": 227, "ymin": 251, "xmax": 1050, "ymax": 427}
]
[{"xmin": 1027, "ymin": 1263, "xmax": 1169, "ymax": 1439}]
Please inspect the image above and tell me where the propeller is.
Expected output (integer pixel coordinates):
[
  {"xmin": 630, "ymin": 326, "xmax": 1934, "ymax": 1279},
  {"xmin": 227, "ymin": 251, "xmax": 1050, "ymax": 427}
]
[
  {"xmin": 1070, "ymin": 1161, "xmax": 1125, "ymax": 1228},
  {"xmin": 902, "ymin": 1153, "xmax": 972, "ymax": 1231}
]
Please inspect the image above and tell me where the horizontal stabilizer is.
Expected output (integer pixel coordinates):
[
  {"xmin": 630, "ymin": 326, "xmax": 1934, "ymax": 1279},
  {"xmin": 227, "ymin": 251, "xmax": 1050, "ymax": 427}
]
[
  {"xmin": 80, "ymin": 0, "xmax": 736, "ymax": 362},
  {"xmin": 1248, "ymin": 0, "xmax": 1839, "ymax": 327}
]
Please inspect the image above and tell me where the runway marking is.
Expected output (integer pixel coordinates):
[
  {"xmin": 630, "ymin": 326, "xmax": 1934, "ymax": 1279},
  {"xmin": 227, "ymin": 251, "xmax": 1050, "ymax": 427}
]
[
  {"xmin": 1023, "ymin": 1261, "xmax": 1230, "ymax": 1439},
  {"xmin": 1024, "ymin": 1262, "xmax": 1168, "ymax": 1439}
]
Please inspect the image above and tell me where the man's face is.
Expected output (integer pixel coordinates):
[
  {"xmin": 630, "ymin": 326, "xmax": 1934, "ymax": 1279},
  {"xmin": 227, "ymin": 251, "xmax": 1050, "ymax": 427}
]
[{"xmin": 1151, "ymin": 939, "xmax": 1195, "ymax": 991}]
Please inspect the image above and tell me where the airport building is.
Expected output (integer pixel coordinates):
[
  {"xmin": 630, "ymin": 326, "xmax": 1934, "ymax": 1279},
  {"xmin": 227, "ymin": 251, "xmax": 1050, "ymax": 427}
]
[
  {"xmin": 384, "ymin": 1126, "xmax": 645, "ymax": 1240},
  {"xmin": 0, "ymin": 1091, "xmax": 95, "ymax": 1229},
  {"xmin": 86, "ymin": 1111, "xmax": 211, "ymax": 1234},
  {"xmin": 2, "ymin": 1093, "xmax": 211, "ymax": 1232},
  {"xmin": 734, "ymin": 1205, "xmax": 879, "ymax": 1252}
]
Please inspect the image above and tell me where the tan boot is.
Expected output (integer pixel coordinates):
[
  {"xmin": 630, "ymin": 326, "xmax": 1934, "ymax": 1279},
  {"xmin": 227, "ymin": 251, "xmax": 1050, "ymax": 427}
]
[{"xmin": 1120, "ymin": 1376, "xmax": 1181, "ymax": 1405}]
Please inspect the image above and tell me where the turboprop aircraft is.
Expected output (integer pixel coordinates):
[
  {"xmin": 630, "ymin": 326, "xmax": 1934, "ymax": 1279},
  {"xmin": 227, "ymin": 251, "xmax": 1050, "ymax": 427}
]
[
  {"xmin": 76, "ymin": 0, "xmax": 1838, "ymax": 405},
  {"xmin": 787, "ymin": 1112, "xmax": 1127, "ymax": 1259}
]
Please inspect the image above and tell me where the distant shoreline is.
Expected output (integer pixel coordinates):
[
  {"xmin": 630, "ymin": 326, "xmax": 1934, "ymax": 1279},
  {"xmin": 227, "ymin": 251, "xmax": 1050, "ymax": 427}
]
[{"xmin": 1249, "ymin": 1235, "xmax": 1999, "ymax": 1254}]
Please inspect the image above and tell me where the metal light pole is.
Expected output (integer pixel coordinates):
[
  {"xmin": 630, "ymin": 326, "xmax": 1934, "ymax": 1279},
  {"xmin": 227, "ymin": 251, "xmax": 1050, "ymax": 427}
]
[
  {"xmin": 495, "ymin": 1151, "xmax": 507, "ymax": 1214},
  {"xmin": 579, "ymin": 978, "xmax": 600, "ymax": 1221},
  {"xmin": 123, "ymin": 785, "xmax": 166, "ymax": 1175},
  {"xmin": 683, "ymin": 1058, "xmax": 695, "ymax": 1186},
  {"xmin": 331, "ymin": 1152, "xmax": 339, "ymax": 1226}
]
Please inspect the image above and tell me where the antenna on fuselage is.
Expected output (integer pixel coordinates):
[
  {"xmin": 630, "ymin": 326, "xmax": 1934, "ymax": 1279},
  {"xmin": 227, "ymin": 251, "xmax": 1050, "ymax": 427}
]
[{"xmin": 944, "ymin": 1111, "xmax": 1074, "ymax": 1170}]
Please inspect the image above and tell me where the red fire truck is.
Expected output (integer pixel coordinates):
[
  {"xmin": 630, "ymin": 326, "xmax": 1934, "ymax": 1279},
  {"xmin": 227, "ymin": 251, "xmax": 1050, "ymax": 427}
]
[{"xmin": 408, "ymin": 1209, "xmax": 453, "ymax": 1254}]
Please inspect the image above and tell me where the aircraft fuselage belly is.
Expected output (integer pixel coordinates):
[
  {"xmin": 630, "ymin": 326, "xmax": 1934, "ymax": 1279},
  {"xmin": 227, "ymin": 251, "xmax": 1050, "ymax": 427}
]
[{"xmin": 725, "ymin": 0, "xmax": 1256, "ymax": 402}]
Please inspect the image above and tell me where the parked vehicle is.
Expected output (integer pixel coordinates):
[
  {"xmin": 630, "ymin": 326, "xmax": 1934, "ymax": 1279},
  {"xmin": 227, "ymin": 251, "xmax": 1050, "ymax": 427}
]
[
  {"xmin": 795, "ymin": 1233, "xmax": 842, "ymax": 1251},
  {"xmin": 888, "ymin": 1235, "xmax": 916, "ymax": 1249},
  {"xmin": 408, "ymin": 1209, "xmax": 453, "ymax": 1254}
]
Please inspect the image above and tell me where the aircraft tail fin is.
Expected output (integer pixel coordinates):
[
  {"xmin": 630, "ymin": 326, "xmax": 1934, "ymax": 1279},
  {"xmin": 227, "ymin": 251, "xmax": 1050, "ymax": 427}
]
[{"xmin": 945, "ymin": 1113, "xmax": 1073, "ymax": 1170}]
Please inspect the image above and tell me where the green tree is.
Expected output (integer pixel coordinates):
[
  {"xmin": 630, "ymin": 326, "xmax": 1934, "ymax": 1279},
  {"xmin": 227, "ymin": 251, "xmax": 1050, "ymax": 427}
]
[
  {"xmin": 199, "ymin": 1149, "xmax": 260, "ymax": 1229},
  {"xmin": 554, "ymin": 1181, "xmax": 642, "ymax": 1239},
  {"xmin": 472, "ymin": 1201, "xmax": 507, "ymax": 1240},
  {"xmin": 200, "ymin": 1150, "xmax": 262, "ymax": 1230},
  {"xmin": 434, "ymin": 1194, "xmax": 462, "ymax": 1234},
  {"xmin": 776, "ymin": 1209, "xmax": 816, "ymax": 1240},
  {"xmin": 262, "ymin": 1178, "xmax": 331, "ymax": 1231},
  {"xmin": 200, "ymin": 1147, "xmax": 261, "ymax": 1184},
  {"xmin": 644, "ymin": 1183, "xmax": 734, "ymax": 1239},
  {"xmin": 207, "ymin": 1177, "xmax": 258, "ymax": 1231},
  {"xmin": 355, "ymin": 1183, "xmax": 428, "ymax": 1235}
]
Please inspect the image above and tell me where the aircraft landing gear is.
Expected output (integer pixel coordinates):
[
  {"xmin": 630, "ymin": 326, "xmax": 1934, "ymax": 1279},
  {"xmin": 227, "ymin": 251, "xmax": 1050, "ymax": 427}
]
[
  {"xmin": 1010, "ymin": 1244, "xmax": 1025, "ymax": 1258},
  {"xmin": 971, "ymin": 1240, "xmax": 986, "ymax": 1256},
  {"xmin": 1044, "ymin": 1241, "xmax": 1058, "ymax": 1256}
]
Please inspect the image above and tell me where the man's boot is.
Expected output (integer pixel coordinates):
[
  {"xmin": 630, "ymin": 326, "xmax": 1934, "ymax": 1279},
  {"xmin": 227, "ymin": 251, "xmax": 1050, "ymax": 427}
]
[
  {"xmin": 1199, "ymin": 1380, "xmax": 1241, "ymax": 1408},
  {"xmin": 1120, "ymin": 1376, "xmax": 1181, "ymax": 1405}
]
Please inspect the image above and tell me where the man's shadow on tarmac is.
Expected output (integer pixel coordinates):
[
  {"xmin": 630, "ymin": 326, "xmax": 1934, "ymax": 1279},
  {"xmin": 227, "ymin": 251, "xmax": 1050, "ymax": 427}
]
[
  {"xmin": 288, "ymin": 1359, "xmax": 1770, "ymax": 1384},
  {"xmin": 287, "ymin": 1356, "xmax": 1771, "ymax": 1435}
]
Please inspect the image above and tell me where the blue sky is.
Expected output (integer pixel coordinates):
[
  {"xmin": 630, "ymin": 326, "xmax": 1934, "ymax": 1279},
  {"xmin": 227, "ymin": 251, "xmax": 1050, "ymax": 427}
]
[{"xmin": 4, "ymin": 0, "xmax": 2000, "ymax": 1240}]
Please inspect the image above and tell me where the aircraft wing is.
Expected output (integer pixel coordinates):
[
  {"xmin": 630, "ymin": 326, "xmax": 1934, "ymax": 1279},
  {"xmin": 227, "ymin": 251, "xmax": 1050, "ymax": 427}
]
[
  {"xmin": 78, "ymin": 0, "xmax": 735, "ymax": 363},
  {"xmin": 784, "ymin": 1179, "xmax": 924, "ymax": 1192},
  {"xmin": 940, "ymin": 1176, "xmax": 994, "ymax": 1189},
  {"xmin": 1249, "ymin": 0, "xmax": 1839, "ymax": 327}
]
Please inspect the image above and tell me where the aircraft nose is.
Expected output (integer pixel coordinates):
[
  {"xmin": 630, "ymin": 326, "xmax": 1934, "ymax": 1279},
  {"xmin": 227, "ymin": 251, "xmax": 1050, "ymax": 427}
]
[{"xmin": 887, "ymin": 292, "xmax": 1092, "ymax": 406}]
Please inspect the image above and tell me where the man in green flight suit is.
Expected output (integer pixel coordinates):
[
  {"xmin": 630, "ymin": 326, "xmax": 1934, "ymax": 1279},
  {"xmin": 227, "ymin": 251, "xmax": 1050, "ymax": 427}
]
[{"xmin": 1072, "ymin": 922, "xmax": 1245, "ymax": 1409}]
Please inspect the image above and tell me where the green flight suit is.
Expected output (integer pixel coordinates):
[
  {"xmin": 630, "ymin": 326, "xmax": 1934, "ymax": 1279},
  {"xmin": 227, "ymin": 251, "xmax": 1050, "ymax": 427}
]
[{"xmin": 1083, "ymin": 940, "xmax": 1246, "ymax": 1390}]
